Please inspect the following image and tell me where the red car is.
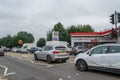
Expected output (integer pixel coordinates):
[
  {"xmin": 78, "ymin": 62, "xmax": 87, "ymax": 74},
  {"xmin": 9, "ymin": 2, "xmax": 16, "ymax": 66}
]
[{"xmin": 0, "ymin": 48, "xmax": 4, "ymax": 56}]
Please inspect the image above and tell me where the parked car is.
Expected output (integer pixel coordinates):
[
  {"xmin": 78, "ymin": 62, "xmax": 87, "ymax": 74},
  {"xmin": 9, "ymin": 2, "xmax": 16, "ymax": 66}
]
[
  {"xmin": 74, "ymin": 44, "xmax": 120, "ymax": 74},
  {"xmin": 20, "ymin": 48, "xmax": 28, "ymax": 53},
  {"xmin": 11, "ymin": 47, "xmax": 21, "ymax": 53},
  {"xmin": 34, "ymin": 45, "xmax": 69, "ymax": 63},
  {"xmin": 0, "ymin": 48, "xmax": 4, "ymax": 56},
  {"xmin": 29, "ymin": 47, "xmax": 42, "ymax": 54},
  {"xmin": 72, "ymin": 46, "xmax": 88, "ymax": 55}
]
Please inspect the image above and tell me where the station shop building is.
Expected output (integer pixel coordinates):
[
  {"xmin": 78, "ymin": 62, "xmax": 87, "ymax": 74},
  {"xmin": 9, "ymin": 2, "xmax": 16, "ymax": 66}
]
[{"xmin": 70, "ymin": 28, "xmax": 117, "ymax": 48}]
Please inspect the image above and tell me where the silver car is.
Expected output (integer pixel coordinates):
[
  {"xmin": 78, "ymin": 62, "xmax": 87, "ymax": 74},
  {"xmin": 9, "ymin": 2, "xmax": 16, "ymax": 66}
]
[{"xmin": 34, "ymin": 45, "xmax": 69, "ymax": 63}]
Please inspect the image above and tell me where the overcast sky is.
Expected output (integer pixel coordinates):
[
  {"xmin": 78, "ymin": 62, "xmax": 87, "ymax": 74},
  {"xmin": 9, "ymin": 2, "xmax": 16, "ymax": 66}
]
[{"xmin": 0, "ymin": 0, "xmax": 120, "ymax": 41}]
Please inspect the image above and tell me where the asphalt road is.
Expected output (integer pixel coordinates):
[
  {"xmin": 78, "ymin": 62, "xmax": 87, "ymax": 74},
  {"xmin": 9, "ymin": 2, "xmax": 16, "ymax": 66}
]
[{"xmin": 0, "ymin": 55, "xmax": 120, "ymax": 80}]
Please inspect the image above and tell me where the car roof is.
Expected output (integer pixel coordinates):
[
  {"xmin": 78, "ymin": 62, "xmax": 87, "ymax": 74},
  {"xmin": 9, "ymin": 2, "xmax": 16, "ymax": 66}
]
[{"xmin": 97, "ymin": 43, "xmax": 120, "ymax": 47}]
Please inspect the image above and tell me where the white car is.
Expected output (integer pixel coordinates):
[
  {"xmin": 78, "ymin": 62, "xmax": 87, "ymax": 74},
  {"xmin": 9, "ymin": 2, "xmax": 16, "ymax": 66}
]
[
  {"xmin": 74, "ymin": 44, "xmax": 120, "ymax": 74},
  {"xmin": 34, "ymin": 45, "xmax": 69, "ymax": 63}
]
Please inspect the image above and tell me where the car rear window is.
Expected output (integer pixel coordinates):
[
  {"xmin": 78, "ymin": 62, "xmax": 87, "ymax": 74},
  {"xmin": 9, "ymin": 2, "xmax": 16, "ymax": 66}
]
[
  {"xmin": 78, "ymin": 46, "xmax": 83, "ymax": 49},
  {"xmin": 55, "ymin": 46, "xmax": 66, "ymax": 50}
]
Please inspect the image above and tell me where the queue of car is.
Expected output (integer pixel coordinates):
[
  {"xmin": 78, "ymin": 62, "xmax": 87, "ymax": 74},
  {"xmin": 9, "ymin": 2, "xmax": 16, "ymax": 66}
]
[{"xmin": 1, "ymin": 42, "xmax": 120, "ymax": 75}]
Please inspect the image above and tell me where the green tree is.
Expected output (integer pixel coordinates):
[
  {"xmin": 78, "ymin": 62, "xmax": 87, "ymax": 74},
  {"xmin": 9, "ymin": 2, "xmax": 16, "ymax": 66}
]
[
  {"xmin": 37, "ymin": 38, "xmax": 46, "ymax": 47},
  {"xmin": 67, "ymin": 25, "xmax": 94, "ymax": 33},
  {"xmin": 17, "ymin": 31, "xmax": 34, "ymax": 43}
]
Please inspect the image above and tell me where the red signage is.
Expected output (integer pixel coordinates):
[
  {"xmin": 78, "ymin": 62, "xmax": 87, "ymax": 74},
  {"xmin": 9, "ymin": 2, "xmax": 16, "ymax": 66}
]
[{"xmin": 91, "ymin": 39, "xmax": 97, "ymax": 42}]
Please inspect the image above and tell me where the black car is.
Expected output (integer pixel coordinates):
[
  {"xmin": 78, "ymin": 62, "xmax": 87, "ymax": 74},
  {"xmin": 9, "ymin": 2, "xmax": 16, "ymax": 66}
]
[
  {"xmin": 0, "ymin": 48, "xmax": 4, "ymax": 56},
  {"xmin": 29, "ymin": 47, "xmax": 42, "ymax": 54}
]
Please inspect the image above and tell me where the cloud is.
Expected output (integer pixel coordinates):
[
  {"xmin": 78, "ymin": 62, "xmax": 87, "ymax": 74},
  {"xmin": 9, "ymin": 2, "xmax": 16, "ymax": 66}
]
[{"xmin": 0, "ymin": 0, "xmax": 120, "ymax": 41}]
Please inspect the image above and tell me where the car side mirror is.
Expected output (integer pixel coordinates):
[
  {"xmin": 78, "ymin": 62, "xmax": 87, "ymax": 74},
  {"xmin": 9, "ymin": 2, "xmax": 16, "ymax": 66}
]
[{"xmin": 89, "ymin": 53, "xmax": 92, "ymax": 56}]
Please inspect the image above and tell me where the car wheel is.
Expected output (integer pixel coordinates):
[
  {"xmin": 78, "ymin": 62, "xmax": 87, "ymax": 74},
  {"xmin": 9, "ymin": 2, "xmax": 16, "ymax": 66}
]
[
  {"xmin": 47, "ymin": 56, "xmax": 52, "ymax": 64},
  {"xmin": 34, "ymin": 54, "xmax": 38, "ymax": 61},
  {"xmin": 76, "ymin": 60, "xmax": 88, "ymax": 71}
]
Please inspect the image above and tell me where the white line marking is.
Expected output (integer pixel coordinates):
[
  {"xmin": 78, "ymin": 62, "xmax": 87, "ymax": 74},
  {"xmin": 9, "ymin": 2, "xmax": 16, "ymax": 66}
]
[
  {"xmin": 4, "ymin": 72, "xmax": 16, "ymax": 76},
  {"xmin": 76, "ymin": 73, "xmax": 79, "ymax": 75},
  {"xmin": 46, "ymin": 65, "xmax": 54, "ymax": 68},
  {"xmin": 0, "ymin": 64, "xmax": 16, "ymax": 77},
  {"xmin": 19, "ymin": 57, "xmax": 21, "ymax": 59},
  {"xmin": 59, "ymin": 78, "xmax": 63, "ymax": 80},
  {"xmin": 30, "ymin": 60, "xmax": 34, "ymax": 63},
  {"xmin": 67, "ymin": 76, "xmax": 71, "ymax": 78}
]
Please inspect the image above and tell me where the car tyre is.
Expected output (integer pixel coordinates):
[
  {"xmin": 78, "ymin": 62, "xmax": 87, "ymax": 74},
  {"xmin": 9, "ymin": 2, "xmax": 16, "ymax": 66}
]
[
  {"xmin": 47, "ymin": 56, "xmax": 52, "ymax": 64},
  {"xmin": 76, "ymin": 59, "xmax": 88, "ymax": 71},
  {"xmin": 34, "ymin": 54, "xmax": 38, "ymax": 61}
]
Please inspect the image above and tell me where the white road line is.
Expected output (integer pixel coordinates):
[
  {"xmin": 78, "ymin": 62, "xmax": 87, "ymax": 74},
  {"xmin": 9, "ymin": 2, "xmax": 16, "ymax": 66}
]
[
  {"xmin": 76, "ymin": 73, "xmax": 79, "ymax": 75},
  {"xmin": 46, "ymin": 65, "xmax": 54, "ymax": 68},
  {"xmin": 59, "ymin": 78, "xmax": 63, "ymax": 80},
  {"xmin": 19, "ymin": 57, "xmax": 21, "ymax": 59},
  {"xmin": 30, "ymin": 60, "xmax": 34, "ymax": 63},
  {"xmin": 0, "ymin": 64, "xmax": 16, "ymax": 77},
  {"xmin": 67, "ymin": 76, "xmax": 71, "ymax": 78}
]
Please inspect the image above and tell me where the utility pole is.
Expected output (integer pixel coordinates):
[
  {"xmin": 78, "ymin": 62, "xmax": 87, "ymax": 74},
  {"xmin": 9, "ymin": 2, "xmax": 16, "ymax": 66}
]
[{"xmin": 114, "ymin": 11, "xmax": 117, "ymax": 27}]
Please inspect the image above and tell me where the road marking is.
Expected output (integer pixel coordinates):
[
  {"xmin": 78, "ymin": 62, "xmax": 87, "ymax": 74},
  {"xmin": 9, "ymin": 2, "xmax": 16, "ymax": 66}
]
[
  {"xmin": 0, "ymin": 64, "xmax": 16, "ymax": 77},
  {"xmin": 30, "ymin": 60, "xmax": 34, "ymax": 63},
  {"xmin": 46, "ymin": 65, "xmax": 54, "ymax": 68},
  {"xmin": 76, "ymin": 73, "xmax": 79, "ymax": 75},
  {"xmin": 19, "ymin": 57, "xmax": 21, "ymax": 59},
  {"xmin": 67, "ymin": 76, "xmax": 71, "ymax": 78},
  {"xmin": 59, "ymin": 78, "xmax": 63, "ymax": 80}
]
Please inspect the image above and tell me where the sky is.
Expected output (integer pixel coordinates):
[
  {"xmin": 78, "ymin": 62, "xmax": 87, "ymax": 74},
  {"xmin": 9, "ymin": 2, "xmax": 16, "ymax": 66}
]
[{"xmin": 0, "ymin": 0, "xmax": 120, "ymax": 41}]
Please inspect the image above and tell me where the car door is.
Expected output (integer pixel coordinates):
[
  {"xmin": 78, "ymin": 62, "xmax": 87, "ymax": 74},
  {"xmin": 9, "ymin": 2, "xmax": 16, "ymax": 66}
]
[
  {"xmin": 106, "ymin": 46, "xmax": 120, "ymax": 69},
  {"xmin": 42, "ymin": 46, "xmax": 53, "ymax": 59},
  {"xmin": 37, "ymin": 47, "xmax": 46, "ymax": 59},
  {"xmin": 87, "ymin": 46, "xmax": 110, "ymax": 68}
]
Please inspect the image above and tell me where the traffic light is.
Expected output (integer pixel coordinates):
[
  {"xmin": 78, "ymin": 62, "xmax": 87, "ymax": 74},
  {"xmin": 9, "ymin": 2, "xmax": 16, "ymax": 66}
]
[
  {"xmin": 110, "ymin": 14, "xmax": 114, "ymax": 24},
  {"xmin": 118, "ymin": 12, "xmax": 120, "ymax": 23}
]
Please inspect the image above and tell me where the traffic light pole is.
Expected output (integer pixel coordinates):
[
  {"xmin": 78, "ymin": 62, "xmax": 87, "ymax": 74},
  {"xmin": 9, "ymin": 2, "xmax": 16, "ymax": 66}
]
[{"xmin": 115, "ymin": 11, "xmax": 117, "ymax": 27}]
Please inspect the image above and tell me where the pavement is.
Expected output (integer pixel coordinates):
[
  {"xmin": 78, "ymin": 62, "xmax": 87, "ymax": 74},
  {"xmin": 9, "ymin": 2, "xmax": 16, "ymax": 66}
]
[{"xmin": 5, "ymin": 52, "xmax": 75, "ymax": 64}]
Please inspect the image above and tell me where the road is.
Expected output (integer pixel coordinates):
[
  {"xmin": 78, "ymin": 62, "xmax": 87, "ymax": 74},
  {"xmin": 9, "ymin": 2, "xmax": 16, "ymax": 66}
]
[{"xmin": 0, "ymin": 54, "xmax": 120, "ymax": 80}]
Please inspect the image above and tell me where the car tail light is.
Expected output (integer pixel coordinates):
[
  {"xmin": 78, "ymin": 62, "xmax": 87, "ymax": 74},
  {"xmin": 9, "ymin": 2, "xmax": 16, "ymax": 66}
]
[{"xmin": 53, "ymin": 51, "xmax": 59, "ymax": 54}]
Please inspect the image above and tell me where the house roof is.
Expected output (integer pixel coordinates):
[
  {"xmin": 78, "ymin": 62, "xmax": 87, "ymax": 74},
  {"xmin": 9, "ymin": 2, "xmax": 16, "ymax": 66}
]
[{"xmin": 71, "ymin": 28, "xmax": 118, "ymax": 37}]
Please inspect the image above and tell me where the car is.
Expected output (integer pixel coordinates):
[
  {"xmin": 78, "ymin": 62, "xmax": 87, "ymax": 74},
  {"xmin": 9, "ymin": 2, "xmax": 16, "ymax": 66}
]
[
  {"xmin": 20, "ymin": 48, "xmax": 28, "ymax": 53},
  {"xmin": 34, "ymin": 45, "xmax": 69, "ymax": 63},
  {"xmin": 74, "ymin": 44, "xmax": 120, "ymax": 74},
  {"xmin": 11, "ymin": 47, "xmax": 21, "ymax": 53},
  {"xmin": 29, "ymin": 47, "xmax": 42, "ymax": 54},
  {"xmin": 0, "ymin": 48, "xmax": 4, "ymax": 56},
  {"xmin": 72, "ymin": 46, "xmax": 88, "ymax": 55}
]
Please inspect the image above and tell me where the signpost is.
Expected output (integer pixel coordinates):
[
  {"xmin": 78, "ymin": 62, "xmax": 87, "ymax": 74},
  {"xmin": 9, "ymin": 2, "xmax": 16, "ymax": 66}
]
[{"xmin": 52, "ymin": 31, "xmax": 59, "ymax": 41}]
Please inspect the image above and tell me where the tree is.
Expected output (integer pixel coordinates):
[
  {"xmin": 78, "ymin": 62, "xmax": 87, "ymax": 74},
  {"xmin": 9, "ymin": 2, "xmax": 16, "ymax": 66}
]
[
  {"xmin": 0, "ymin": 31, "xmax": 35, "ymax": 48},
  {"xmin": 37, "ymin": 38, "xmax": 46, "ymax": 47},
  {"xmin": 17, "ymin": 31, "xmax": 34, "ymax": 43},
  {"xmin": 67, "ymin": 25, "xmax": 94, "ymax": 33}
]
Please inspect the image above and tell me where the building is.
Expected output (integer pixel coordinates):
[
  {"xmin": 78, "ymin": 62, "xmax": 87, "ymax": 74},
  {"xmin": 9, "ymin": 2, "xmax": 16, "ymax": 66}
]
[{"xmin": 71, "ymin": 28, "xmax": 117, "ymax": 48}]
